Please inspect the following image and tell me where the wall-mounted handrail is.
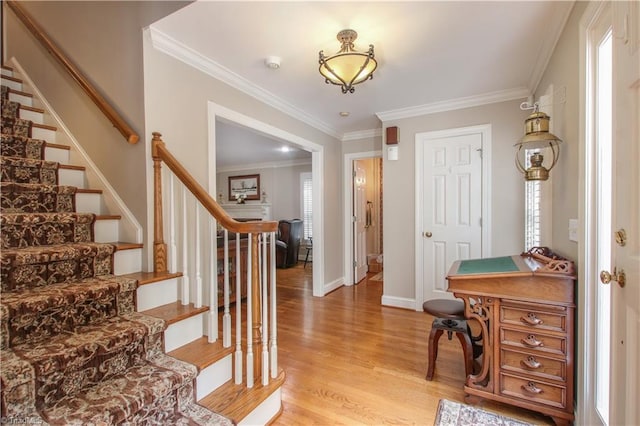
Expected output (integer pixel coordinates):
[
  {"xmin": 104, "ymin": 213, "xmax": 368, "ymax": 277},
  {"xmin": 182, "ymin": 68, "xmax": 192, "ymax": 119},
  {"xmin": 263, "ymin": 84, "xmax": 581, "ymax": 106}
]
[{"xmin": 6, "ymin": 0, "xmax": 139, "ymax": 144}]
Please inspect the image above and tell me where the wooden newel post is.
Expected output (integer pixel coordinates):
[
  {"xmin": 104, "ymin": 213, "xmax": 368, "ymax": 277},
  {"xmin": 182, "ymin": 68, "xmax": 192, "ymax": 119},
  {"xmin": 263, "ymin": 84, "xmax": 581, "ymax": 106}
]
[
  {"xmin": 152, "ymin": 132, "xmax": 167, "ymax": 273},
  {"xmin": 251, "ymin": 235, "xmax": 262, "ymax": 382}
]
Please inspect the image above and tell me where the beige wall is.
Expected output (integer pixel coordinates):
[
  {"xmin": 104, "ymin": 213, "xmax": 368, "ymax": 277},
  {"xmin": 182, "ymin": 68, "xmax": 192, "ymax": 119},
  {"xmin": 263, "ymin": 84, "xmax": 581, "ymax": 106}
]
[
  {"xmin": 142, "ymin": 31, "xmax": 344, "ymax": 286},
  {"xmin": 534, "ymin": 1, "xmax": 586, "ymax": 263},
  {"xmin": 381, "ymin": 100, "xmax": 528, "ymax": 301},
  {"xmin": 4, "ymin": 1, "xmax": 187, "ymax": 266}
]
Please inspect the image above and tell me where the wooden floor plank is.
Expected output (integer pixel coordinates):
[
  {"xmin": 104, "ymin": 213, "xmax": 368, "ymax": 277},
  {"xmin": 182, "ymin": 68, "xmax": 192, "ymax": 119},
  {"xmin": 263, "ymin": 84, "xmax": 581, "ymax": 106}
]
[{"xmin": 271, "ymin": 264, "xmax": 553, "ymax": 425}]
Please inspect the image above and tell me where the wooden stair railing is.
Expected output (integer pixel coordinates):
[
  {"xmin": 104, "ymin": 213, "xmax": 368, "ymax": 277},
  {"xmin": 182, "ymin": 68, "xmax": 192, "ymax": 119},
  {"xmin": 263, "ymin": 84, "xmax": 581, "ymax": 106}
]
[
  {"xmin": 6, "ymin": 1, "xmax": 139, "ymax": 144},
  {"xmin": 152, "ymin": 132, "xmax": 279, "ymax": 387}
]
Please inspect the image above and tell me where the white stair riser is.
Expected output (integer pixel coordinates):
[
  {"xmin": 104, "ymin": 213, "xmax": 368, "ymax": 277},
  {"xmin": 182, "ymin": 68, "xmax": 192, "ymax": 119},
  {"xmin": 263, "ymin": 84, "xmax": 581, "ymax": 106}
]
[
  {"xmin": 1, "ymin": 78, "xmax": 22, "ymax": 91},
  {"xmin": 94, "ymin": 218, "xmax": 119, "ymax": 242},
  {"xmin": 75, "ymin": 192, "xmax": 104, "ymax": 215},
  {"xmin": 113, "ymin": 248, "xmax": 142, "ymax": 275},
  {"xmin": 238, "ymin": 388, "xmax": 282, "ymax": 426},
  {"xmin": 1, "ymin": 69, "xmax": 13, "ymax": 77},
  {"xmin": 19, "ymin": 108, "xmax": 44, "ymax": 124},
  {"xmin": 136, "ymin": 278, "xmax": 179, "ymax": 312},
  {"xmin": 44, "ymin": 146, "xmax": 70, "ymax": 164},
  {"xmin": 58, "ymin": 168, "xmax": 86, "ymax": 188},
  {"xmin": 196, "ymin": 354, "xmax": 232, "ymax": 401},
  {"xmin": 31, "ymin": 126, "xmax": 56, "ymax": 143},
  {"xmin": 8, "ymin": 92, "xmax": 32, "ymax": 106},
  {"xmin": 164, "ymin": 313, "xmax": 205, "ymax": 352}
]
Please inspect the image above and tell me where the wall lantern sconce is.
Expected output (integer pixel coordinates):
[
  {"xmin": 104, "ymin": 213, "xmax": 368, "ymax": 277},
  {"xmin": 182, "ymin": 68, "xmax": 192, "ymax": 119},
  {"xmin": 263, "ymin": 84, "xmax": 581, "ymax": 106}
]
[
  {"xmin": 514, "ymin": 103, "xmax": 562, "ymax": 181},
  {"xmin": 318, "ymin": 29, "xmax": 377, "ymax": 94}
]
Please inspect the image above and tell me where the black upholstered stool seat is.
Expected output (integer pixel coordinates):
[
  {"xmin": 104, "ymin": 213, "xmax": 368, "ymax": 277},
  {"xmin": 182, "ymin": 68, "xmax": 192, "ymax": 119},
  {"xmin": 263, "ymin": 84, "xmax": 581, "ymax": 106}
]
[{"xmin": 423, "ymin": 299, "xmax": 480, "ymax": 381}]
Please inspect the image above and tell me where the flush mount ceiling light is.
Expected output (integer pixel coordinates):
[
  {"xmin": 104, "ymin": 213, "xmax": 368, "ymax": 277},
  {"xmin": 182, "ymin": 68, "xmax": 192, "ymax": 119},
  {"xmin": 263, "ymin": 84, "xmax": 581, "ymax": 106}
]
[{"xmin": 318, "ymin": 29, "xmax": 377, "ymax": 94}]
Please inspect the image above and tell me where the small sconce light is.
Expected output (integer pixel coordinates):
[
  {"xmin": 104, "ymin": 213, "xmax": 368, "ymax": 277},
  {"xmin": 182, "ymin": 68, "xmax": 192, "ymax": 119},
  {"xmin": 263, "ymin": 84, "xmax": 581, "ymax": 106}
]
[{"xmin": 514, "ymin": 103, "xmax": 562, "ymax": 181}]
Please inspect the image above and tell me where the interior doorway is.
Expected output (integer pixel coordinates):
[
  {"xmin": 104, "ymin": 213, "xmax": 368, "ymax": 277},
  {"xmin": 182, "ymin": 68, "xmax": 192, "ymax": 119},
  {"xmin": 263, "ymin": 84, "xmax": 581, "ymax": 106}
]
[
  {"xmin": 207, "ymin": 101, "xmax": 326, "ymax": 297},
  {"xmin": 343, "ymin": 151, "xmax": 383, "ymax": 286}
]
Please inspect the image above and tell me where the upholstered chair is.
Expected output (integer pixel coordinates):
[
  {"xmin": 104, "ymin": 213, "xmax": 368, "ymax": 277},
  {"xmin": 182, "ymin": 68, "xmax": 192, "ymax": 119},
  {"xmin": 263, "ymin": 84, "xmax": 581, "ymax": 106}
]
[{"xmin": 275, "ymin": 219, "xmax": 303, "ymax": 268}]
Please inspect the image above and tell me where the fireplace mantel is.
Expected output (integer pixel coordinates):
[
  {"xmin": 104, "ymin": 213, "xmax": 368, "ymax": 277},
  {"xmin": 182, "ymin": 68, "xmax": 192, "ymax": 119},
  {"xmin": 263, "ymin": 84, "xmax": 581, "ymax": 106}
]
[{"xmin": 220, "ymin": 203, "xmax": 272, "ymax": 221}]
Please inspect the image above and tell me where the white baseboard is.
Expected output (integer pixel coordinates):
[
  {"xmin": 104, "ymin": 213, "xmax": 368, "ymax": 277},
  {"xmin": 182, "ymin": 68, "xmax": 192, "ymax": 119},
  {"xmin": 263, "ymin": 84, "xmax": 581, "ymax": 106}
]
[
  {"xmin": 381, "ymin": 295, "xmax": 416, "ymax": 310},
  {"xmin": 323, "ymin": 277, "xmax": 343, "ymax": 294}
]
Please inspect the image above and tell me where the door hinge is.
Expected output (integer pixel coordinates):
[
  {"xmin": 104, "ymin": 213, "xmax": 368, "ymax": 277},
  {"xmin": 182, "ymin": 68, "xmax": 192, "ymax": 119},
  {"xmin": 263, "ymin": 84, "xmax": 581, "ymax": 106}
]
[
  {"xmin": 353, "ymin": 170, "xmax": 357, "ymax": 178},
  {"xmin": 352, "ymin": 216, "xmax": 357, "ymax": 222},
  {"xmin": 476, "ymin": 148, "xmax": 483, "ymax": 159},
  {"xmin": 353, "ymin": 260, "xmax": 358, "ymax": 268}
]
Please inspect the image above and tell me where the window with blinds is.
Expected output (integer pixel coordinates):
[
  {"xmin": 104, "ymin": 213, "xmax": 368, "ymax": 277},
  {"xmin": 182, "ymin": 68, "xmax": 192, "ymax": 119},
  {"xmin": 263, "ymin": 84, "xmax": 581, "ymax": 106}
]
[
  {"xmin": 524, "ymin": 147, "xmax": 552, "ymax": 251},
  {"xmin": 301, "ymin": 172, "xmax": 313, "ymax": 240}
]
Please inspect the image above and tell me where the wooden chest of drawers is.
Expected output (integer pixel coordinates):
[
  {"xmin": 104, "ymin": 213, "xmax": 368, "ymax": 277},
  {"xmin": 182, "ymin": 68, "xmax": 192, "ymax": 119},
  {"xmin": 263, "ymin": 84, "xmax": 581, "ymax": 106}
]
[{"xmin": 447, "ymin": 248, "xmax": 576, "ymax": 426}]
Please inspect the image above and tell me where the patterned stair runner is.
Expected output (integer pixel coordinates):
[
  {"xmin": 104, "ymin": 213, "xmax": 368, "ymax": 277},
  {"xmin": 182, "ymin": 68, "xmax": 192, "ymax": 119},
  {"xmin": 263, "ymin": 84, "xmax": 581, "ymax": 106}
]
[{"xmin": 0, "ymin": 76, "xmax": 231, "ymax": 425}]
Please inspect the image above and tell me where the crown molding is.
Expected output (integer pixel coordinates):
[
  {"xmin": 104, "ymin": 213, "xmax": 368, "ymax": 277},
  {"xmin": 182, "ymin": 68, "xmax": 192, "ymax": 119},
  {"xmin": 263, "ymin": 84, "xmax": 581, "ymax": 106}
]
[
  {"xmin": 149, "ymin": 26, "xmax": 339, "ymax": 139},
  {"xmin": 375, "ymin": 87, "xmax": 531, "ymax": 122},
  {"xmin": 217, "ymin": 158, "xmax": 312, "ymax": 174},
  {"xmin": 341, "ymin": 128, "xmax": 382, "ymax": 142}
]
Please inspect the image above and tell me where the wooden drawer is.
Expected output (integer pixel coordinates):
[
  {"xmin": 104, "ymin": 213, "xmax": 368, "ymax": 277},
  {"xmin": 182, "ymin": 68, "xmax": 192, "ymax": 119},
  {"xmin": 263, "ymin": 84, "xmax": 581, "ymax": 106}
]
[
  {"xmin": 500, "ymin": 328, "xmax": 566, "ymax": 356},
  {"xmin": 500, "ymin": 372, "xmax": 567, "ymax": 409},
  {"xmin": 500, "ymin": 348, "xmax": 566, "ymax": 382},
  {"xmin": 500, "ymin": 301, "xmax": 567, "ymax": 333}
]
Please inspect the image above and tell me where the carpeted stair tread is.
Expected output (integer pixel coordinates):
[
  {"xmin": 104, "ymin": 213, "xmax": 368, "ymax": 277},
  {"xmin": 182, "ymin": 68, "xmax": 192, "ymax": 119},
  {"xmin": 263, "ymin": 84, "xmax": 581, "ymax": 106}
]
[
  {"xmin": 1, "ymin": 182, "xmax": 77, "ymax": 213},
  {"xmin": 1, "ymin": 313, "xmax": 165, "ymax": 407},
  {"xmin": 1, "ymin": 242, "xmax": 115, "ymax": 292},
  {"xmin": 1, "ymin": 116, "xmax": 32, "ymax": 137},
  {"xmin": 1, "ymin": 212, "xmax": 96, "ymax": 249},
  {"xmin": 1, "ymin": 155, "xmax": 58, "ymax": 185},
  {"xmin": 40, "ymin": 353, "xmax": 231, "ymax": 426},
  {"xmin": 1, "ymin": 134, "xmax": 46, "ymax": 159},
  {"xmin": 1, "ymin": 274, "xmax": 137, "ymax": 348}
]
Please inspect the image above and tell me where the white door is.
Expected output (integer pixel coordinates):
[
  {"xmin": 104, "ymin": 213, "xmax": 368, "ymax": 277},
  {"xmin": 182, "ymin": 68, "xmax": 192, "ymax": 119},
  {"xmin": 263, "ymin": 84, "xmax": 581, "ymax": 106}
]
[
  {"xmin": 608, "ymin": 2, "xmax": 639, "ymax": 424},
  {"xmin": 353, "ymin": 160, "xmax": 368, "ymax": 283},
  {"xmin": 584, "ymin": 2, "xmax": 640, "ymax": 425},
  {"xmin": 420, "ymin": 132, "xmax": 482, "ymax": 301}
]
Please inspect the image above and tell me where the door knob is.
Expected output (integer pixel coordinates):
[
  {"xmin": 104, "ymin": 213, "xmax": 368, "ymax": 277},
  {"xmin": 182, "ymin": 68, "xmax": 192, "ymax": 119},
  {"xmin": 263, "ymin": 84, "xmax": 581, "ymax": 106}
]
[
  {"xmin": 600, "ymin": 268, "xmax": 626, "ymax": 288},
  {"xmin": 424, "ymin": 231, "xmax": 433, "ymax": 238}
]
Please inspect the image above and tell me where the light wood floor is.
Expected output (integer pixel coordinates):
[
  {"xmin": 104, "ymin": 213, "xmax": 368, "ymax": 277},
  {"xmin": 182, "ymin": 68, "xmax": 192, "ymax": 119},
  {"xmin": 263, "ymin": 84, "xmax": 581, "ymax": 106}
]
[{"xmin": 272, "ymin": 264, "xmax": 554, "ymax": 425}]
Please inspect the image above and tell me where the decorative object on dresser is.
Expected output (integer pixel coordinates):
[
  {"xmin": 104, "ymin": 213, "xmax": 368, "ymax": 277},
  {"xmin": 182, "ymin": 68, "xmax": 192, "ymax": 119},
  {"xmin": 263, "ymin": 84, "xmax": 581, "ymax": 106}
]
[
  {"xmin": 228, "ymin": 174, "xmax": 260, "ymax": 201},
  {"xmin": 446, "ymin": 247, "xmax": 576, "ymax": 426}
]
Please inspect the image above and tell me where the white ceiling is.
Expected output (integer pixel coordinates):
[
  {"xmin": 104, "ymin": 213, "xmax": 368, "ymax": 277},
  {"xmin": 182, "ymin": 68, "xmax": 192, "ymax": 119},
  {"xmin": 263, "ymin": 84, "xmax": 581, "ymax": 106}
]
[{"xmin": 151, "ymin": 1, "xmax": 574, "ymax": 167}]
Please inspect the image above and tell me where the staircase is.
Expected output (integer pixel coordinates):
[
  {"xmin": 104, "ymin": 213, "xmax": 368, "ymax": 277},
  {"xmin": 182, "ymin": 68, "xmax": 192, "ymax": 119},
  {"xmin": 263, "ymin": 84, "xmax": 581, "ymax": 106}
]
[{"xmin": 0, "ymin": 65, "xmax": 235, "ymax": 424}]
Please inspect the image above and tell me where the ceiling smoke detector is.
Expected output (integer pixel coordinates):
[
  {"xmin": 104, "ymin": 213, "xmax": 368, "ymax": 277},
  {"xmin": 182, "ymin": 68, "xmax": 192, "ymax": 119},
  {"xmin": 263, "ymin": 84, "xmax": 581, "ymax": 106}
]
[{"xmin": 265, "ymin": 56, "xmax": 281, "ymax": 69}]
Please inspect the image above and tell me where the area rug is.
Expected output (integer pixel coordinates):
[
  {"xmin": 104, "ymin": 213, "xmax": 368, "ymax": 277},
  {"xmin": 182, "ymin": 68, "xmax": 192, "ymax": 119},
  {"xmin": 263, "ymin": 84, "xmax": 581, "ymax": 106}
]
[{"xmin": 434, "ymin": 399, "xmax": 533, "ymax": 426}]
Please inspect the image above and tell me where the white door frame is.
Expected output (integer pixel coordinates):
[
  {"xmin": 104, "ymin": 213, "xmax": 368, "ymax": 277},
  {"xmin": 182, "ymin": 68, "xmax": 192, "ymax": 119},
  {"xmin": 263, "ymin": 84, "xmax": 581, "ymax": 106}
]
[
  {"xmin": 414, "ymin": 124, "xmax": 492, "ymax": 310},
  {"xmin": 207, "ymin": 102, "xmax": 325, "ymax": 297},
  {"xmin": 343, "ymin": 150, "xmax": 382, "ymax": 286}
]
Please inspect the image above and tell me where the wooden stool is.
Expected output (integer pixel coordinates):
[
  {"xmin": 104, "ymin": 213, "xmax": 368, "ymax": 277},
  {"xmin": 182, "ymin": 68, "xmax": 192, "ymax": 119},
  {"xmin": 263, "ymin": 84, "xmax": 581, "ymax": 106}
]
[{"xmin": 423, "ymin": 299, "xmax": 475, "ymax": 381}]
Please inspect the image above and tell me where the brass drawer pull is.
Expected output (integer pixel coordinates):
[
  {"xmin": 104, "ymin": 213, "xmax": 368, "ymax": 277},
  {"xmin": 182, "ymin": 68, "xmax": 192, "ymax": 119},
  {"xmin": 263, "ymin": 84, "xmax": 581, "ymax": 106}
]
[
  {"xmin": 521, "ymin": 356, "xmax": 542, "ymax": 369},
  {"xmin": 522, "ymin": 381, "xmax": 544, "ymax": 394},
  {"xmin": 521, "ymin": 312, "xmax": 543, "ymax": 326},
  {"xmin": 522, "ymin": 334, "xmax": 544, "ymax": 347}
]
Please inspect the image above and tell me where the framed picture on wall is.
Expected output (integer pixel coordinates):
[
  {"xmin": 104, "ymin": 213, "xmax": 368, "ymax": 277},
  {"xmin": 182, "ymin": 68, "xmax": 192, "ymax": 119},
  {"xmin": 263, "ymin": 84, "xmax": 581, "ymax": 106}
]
[{"xmin": 228, "ymin": 174, "xmax": 260, "ymax": 201}]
